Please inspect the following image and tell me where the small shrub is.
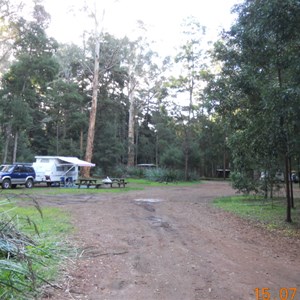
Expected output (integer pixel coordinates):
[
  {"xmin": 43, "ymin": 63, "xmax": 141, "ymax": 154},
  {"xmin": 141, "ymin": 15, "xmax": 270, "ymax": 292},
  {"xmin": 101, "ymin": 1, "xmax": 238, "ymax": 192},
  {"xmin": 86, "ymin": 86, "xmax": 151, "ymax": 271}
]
[
  {"xmin": 112, "ymin": 165, "xmax": 128, "ymax": 178},
  {"xmin": 0, "ymin": 213, "xmax": 41, "ymax": 299},
  {"xmin": 144, "ymin": 168, "xmax": 181, "ymax": 182},
  {"xmin": 144, "ymin": 168, "xmax": 166, "ymax": 182},
  {"xmin": 92, "ymin": 167, "xmax": 104, "ymax": 178},
  {"xmin": 230, "ymin": 171, "xmax": 259, "ymax": 194},
  {"xmin": 0, "ymin": 198, "xmax": 69, "ymax": 299},
  {"xmin": 126, "ymin": 166, "xmax": 145, "ymax": 178}
]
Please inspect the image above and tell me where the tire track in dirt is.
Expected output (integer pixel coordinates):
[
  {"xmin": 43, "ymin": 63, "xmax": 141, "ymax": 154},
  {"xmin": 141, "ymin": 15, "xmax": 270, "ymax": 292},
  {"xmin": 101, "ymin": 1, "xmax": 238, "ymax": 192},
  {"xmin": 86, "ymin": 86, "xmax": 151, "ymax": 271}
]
[{"xmin": 42, "ymin": 181, "xmax": 300, "ymax": 300}]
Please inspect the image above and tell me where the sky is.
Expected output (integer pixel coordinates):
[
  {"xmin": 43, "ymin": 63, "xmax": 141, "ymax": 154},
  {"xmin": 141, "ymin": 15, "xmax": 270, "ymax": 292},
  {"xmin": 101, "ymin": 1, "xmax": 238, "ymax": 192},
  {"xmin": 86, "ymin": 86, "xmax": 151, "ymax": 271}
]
[{"xmin": 43, "ymin": 0, "xmax": 243, "ymax": 56}]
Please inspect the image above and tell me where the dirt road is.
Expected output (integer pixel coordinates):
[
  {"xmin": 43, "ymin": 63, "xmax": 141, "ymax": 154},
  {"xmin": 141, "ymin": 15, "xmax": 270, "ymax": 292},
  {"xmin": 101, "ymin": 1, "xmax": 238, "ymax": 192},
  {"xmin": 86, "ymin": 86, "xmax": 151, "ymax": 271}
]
[{"xmin": 43, "ymin": 181, "xmax": 300, "ymax": 300}]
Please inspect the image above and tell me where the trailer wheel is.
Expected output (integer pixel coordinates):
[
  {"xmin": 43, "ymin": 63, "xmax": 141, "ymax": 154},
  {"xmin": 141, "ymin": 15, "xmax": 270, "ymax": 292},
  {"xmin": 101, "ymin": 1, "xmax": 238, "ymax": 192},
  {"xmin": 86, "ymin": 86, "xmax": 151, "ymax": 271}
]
[
  {"xmin": 2, "ymin": 179, "xmax": 11, "ymax": 189},
  {"xmin": 25, "ymin": 179, "xmax": 34, "ymax": 188}
]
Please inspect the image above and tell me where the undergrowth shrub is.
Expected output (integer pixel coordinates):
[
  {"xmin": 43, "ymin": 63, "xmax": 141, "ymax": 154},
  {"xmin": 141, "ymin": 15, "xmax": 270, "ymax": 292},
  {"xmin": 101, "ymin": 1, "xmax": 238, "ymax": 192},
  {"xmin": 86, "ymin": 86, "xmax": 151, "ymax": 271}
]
[
  {"xmin": 126, "ymin": 166, "xmax": 145, "ymax": 178},
  {"xmin": 107, "ymin": 165, "xmax": 200, "ymax": 182},
  {"xmin": 0, "ymin": 197, "xmax": 65, "ymax": 299},
  {"xmin": 230, "ymin": 171, "xmax": 259, "ymax": 194},
  {"xmin": 144, "ymin": 168, "xmax": 180, "ymax": 182}
]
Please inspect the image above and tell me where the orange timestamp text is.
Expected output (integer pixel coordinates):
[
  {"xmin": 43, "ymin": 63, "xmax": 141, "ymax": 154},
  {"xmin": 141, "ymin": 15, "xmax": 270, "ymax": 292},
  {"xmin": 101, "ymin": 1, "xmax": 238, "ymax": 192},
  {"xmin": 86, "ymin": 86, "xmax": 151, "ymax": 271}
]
[{"xmin": 254, "ymin": 288, "xmax": 297, "ymax": 300}]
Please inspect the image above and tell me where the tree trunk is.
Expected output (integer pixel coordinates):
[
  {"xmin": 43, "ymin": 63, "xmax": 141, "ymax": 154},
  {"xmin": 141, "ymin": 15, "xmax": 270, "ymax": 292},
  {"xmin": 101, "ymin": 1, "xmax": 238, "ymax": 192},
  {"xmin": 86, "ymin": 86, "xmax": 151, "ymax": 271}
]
[
  {"xmin": 285, "ymin": 155, "xmax": 292, "ymax": 223},
  {"xmin": 127, "ymin": 76, "xmax": 136, "ymax": 167},
  {"xmin": 12, "ymin": 131, "xmax": 18, "ymax": 163},
  {"xmin": 82, "ymin": 38, "xmax": 100, "ymax": 178},
  {"xmin": 80, "ymin": 107, "xmax": 84, "ymax": 157},
  {"xmin": 223, "ymin": 148, "xmax": 226, "ymax": 180},
  {"xmin": 3, "ymin": 124, "xmax": 11, "ymax": 163},
  {"xmin": 56, "ymin": 122, "xmax": 59, "ymax": 155},
  {"xmin": 288, "ymin": 156, "xmax": 294, "ymax": 208},
  {"xmin": 80, "ymin": 129, "xmax": 83, "ymax": 156},
  {"xmin": 184, "ymin": 149, "xmax": 189, "ymax": 181},
  {"xmin": 184, "ymin": 128, "xmax": 189, "ymax": 181}
]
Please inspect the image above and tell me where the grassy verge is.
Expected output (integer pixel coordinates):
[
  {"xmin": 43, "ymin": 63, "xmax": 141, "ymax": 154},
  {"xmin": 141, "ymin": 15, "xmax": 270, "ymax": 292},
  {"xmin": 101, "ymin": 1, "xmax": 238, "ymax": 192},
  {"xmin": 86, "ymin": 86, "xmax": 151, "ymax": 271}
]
[
  {"xmin": 128, "ymin": 178, "xmax": 202, "ymax": 186},
  {"xmin": 0, "ymin": 200, "xmax": 74, "ymax": 299},
  {"xmin": 0, "ymin": 179, "xmax": 201, "ymax": 197},
  {"xmin": 214, "ymin": 195, "xmax": 300, "ymax": 237}
]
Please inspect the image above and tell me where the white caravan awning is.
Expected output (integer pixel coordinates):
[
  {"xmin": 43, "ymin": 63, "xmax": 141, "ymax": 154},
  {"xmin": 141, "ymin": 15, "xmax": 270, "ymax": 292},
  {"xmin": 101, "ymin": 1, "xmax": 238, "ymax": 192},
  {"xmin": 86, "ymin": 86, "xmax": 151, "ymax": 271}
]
[
  {"xmin": 57, "ymin": 157, "xmax": 96, "ymax": 167},
  {"xmin": 35, "ymin": 156, "xmax": 95, "ymax": 167}
]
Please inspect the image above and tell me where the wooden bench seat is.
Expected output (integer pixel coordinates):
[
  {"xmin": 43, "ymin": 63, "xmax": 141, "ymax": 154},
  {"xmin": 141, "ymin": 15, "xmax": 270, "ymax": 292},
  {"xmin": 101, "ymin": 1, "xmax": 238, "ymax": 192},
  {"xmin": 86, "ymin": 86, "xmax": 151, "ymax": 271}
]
[
  {"xmin": 103, "ymin": 180, "xmax": 128, "ymax": 188},
  {"xmin": 75, "ymin": 182, "xmax": 102, "ymax": 188}
]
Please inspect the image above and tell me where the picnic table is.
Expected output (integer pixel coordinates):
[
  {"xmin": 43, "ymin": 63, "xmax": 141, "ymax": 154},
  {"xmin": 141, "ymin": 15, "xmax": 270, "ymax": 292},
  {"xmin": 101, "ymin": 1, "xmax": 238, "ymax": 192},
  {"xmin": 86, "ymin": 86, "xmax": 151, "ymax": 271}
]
[
  {"xmin": 103, "ymin": 178, "xmax": 128, "ymax": 188},
  {"xmin": 77, "ymin": 178, "xmax": 101, "ymax": 189}
]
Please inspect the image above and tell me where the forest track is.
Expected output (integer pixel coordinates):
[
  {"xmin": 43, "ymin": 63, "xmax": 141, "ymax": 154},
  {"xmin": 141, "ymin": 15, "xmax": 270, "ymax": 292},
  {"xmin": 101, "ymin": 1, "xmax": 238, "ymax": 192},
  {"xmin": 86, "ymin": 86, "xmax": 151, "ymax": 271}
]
[{"xmin": 41, "ymin": 181, "xmax": 300, "ymax": 300}]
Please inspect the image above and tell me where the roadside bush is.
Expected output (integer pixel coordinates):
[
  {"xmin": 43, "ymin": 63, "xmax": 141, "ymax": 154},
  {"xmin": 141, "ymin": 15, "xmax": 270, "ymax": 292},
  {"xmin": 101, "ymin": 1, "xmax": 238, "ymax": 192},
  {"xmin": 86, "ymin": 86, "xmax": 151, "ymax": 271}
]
[
  {"xmin": 258, "ymin": 177, "xmax": 283, "ymax": 199},
  {"xmin": 0, "ymin": 207, "xmax": 41, "ymax": 298},
  {"xmin": 92, "ymin": 167, "xmax": 105, "ymax": 178},
  {"xmin": 126, "ymin": 166, "xmax": 145, "ymax": 178},
  {"xmin": 0, "ymin": 198, "xmax": 67, "ymax": 299},
  {"xmin": 144, "ymin": 168, "xmax": 181, "ymax": 182},
  {"xmin": 185, "ymin": 170, "xmax": 200, "ymax": 181},
  {"xmin": 112, "ymin": 164, "xmax": 129, "ymax": 178},
  {"xmin": 230, "ymin": 171, "xmax": 259, "ymax": 194},
  {"xmin": 110, "ymin": 165, "xmax": 200, "ymax": 182}
]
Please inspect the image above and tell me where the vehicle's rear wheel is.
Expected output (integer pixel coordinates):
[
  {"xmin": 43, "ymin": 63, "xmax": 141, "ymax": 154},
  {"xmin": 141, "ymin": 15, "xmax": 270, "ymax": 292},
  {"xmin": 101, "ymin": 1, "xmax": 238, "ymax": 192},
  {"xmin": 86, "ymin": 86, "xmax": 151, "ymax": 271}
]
[
  {"xmin": 2, "ymin": 179, "xmax": 11, "ymax": 189},
  {"xmin": 25, "ymin": 179, "xmax": 34, "ymax": 188}
]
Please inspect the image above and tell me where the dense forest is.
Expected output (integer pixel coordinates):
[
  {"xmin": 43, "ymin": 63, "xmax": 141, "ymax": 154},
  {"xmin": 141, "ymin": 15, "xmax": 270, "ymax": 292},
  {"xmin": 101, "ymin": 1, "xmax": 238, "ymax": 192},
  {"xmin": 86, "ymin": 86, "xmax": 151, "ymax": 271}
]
[{"xmin": 1, "ymin": 0, "xmax": 300, "ymax": 220}]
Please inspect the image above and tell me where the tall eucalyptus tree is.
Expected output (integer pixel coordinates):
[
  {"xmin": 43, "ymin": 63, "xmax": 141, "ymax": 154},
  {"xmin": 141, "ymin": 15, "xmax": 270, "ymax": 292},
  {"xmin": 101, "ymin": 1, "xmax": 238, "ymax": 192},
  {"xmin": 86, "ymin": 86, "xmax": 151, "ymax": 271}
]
[
  {"xmin": 208, "ymin": 0, "xmax": 300, "ymax": 222},
  {"xmin": 120, "ymin": 36, "xmax": 163, "ymax": 167},
  {"xmin": 166, "ymin": 17, "xmax": 208, "ymax": 179},
  {"xmin": 0, "ymin": 3, "xmax": 59, "ymax": 162},
  {"xmin": 0, "ymin": 0, "xmax": 24, "ymax": 74}
]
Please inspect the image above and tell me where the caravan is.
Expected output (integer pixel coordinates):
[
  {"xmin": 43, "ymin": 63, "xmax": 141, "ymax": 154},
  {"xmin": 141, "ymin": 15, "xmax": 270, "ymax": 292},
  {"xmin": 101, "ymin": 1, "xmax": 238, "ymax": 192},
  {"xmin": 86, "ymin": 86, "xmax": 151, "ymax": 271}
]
[{"xmin": 32, "ymin": 156, "xmax": 95, "ymax": 186}]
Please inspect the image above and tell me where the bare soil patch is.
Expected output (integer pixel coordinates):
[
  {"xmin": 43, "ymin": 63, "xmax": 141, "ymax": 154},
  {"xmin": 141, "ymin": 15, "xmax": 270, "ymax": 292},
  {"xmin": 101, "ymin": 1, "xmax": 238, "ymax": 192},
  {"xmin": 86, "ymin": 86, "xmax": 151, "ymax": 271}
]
[{"xmin": 41, "ymin": 181, "xmax": 300, "ymax": 300}]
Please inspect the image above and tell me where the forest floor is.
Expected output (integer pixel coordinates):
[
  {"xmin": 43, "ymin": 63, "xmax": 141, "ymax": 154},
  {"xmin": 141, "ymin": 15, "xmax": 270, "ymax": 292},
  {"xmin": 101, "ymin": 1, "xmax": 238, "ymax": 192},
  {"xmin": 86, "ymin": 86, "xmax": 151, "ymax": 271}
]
[{"xmin": 40, "ymin": 181, "xmax": 300, "ymax": 300}]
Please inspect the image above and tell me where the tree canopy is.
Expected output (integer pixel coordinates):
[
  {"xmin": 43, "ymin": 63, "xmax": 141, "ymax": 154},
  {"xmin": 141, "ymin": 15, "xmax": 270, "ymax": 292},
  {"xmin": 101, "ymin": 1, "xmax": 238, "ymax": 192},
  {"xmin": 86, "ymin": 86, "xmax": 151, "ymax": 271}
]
[{"xmin": 1, "ymin": 0, "xmax": 300, "ymax": 222}]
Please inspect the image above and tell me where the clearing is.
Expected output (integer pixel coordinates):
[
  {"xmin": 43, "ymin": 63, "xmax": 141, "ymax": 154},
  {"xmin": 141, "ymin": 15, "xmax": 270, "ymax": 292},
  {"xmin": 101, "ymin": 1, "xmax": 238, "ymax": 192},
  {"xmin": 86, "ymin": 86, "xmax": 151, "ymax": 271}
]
[{"xmin": 40, "ymin": 181, "xmax": 300, "ymax": 300}]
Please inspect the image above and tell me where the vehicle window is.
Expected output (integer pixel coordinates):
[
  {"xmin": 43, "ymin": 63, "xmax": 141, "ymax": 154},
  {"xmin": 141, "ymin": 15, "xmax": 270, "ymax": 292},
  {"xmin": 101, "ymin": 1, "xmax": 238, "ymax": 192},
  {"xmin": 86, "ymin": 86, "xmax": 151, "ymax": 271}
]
[
  {"xmin": 1, "ymin": 165, "xmax": 13, "ymax": 172},
  {"xmin": 20, "ymin": 166, "xmax": 28, "ymax": 173},
  {"xmin": 14, "ymin": 166, "xmax": 21, "ymax": 173},
  {"xmin": 8, "ymin": 165, "xmax": 14, "ymax": 172}
]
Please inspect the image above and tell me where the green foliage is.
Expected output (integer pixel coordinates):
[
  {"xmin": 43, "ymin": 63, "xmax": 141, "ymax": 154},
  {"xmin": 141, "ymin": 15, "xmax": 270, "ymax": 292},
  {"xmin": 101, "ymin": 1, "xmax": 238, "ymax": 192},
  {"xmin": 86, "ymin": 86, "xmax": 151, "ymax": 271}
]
[
  {"xmin": 160, "ymin": 147, "xmax": 183, "ymax": 169},
  {"xmin": 207, "ymin": 0, "xmax": 300, "ymax": 223},
  {"xmin": 144, "ymin": 167, "xmax": 183, "ymax": 182},
  {"xmin": 0, "ymin": 199, "xmax": 73, "ymax": 299},
  {"xmin": 124, "ymin": 166, "xmax": 145, "ymax": 178},
  {"xmin": 0, "ymin": 3, "xmax": 60, "ymax": 162},
  {"xmin": 230, "ymin": 171, "xmax": 258, "ymax": 194},
  {"xmin": 0, "ymin": 2, "xmax": 228, "ymax": 181}
]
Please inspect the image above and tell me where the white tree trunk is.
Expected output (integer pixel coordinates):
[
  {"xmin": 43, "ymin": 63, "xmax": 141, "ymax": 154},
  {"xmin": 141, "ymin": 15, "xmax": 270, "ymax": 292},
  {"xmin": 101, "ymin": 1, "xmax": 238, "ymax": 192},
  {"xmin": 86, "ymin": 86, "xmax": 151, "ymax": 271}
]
[
  {"xmin": 82, "ymin": 38, "xmax": 100, "ymax": 177},
  {"xmin": 13, "ymin": 131, "xmax": 18, "ymax": 163},
  {"xmin": 127, "ymin": 75, "xmax": 136, "ymax": 167},
  {"xmin": 3, "ymin": 124, "xmax": 11, "ymax": 163}
]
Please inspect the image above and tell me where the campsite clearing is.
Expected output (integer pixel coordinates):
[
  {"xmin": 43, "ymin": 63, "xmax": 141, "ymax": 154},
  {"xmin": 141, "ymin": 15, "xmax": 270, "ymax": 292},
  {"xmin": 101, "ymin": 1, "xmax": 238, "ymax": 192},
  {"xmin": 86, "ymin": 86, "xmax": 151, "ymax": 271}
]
[{"xmin": 38, "ymin": 181, "xmax": 300, "ymax": 300}]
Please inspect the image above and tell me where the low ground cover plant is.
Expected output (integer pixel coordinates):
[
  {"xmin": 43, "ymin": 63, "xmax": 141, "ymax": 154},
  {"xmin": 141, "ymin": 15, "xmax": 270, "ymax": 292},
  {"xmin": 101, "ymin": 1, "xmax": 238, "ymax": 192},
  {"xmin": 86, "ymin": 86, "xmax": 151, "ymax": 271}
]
[
  {"xmin": 0, "ymin": 196, "xmax": 73, "ymax": 299},
  {"xmin": 214, "ymin": 195, "xmax": 300, "ymax": 236}
]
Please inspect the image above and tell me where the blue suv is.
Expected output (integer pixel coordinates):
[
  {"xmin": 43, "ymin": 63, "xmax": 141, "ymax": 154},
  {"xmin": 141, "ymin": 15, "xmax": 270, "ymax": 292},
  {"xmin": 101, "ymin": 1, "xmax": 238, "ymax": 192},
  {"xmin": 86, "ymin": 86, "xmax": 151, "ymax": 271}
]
[{"xmin": 0, "ymin": 164, "xmax": 36, "ymax": 189}]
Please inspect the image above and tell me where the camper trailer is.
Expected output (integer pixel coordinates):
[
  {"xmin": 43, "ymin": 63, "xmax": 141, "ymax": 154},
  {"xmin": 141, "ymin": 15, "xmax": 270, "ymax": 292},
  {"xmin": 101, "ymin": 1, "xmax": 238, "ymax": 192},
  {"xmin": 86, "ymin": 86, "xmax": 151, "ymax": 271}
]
[{"xmin": 32, "ymin": 156, "xmax": 95, "ymax": 186}]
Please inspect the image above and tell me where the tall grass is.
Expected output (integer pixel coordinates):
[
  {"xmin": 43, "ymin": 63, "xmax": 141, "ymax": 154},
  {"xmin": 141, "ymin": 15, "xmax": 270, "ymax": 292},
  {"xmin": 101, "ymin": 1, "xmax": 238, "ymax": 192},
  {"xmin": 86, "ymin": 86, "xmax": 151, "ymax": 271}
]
[
  {"xmin": 0, "ymin": 197, "xmax": 72, "ymax": 299},
  {"xmin": 214, "ymin": 195, "xmax": 300, "ymax": 236}
]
